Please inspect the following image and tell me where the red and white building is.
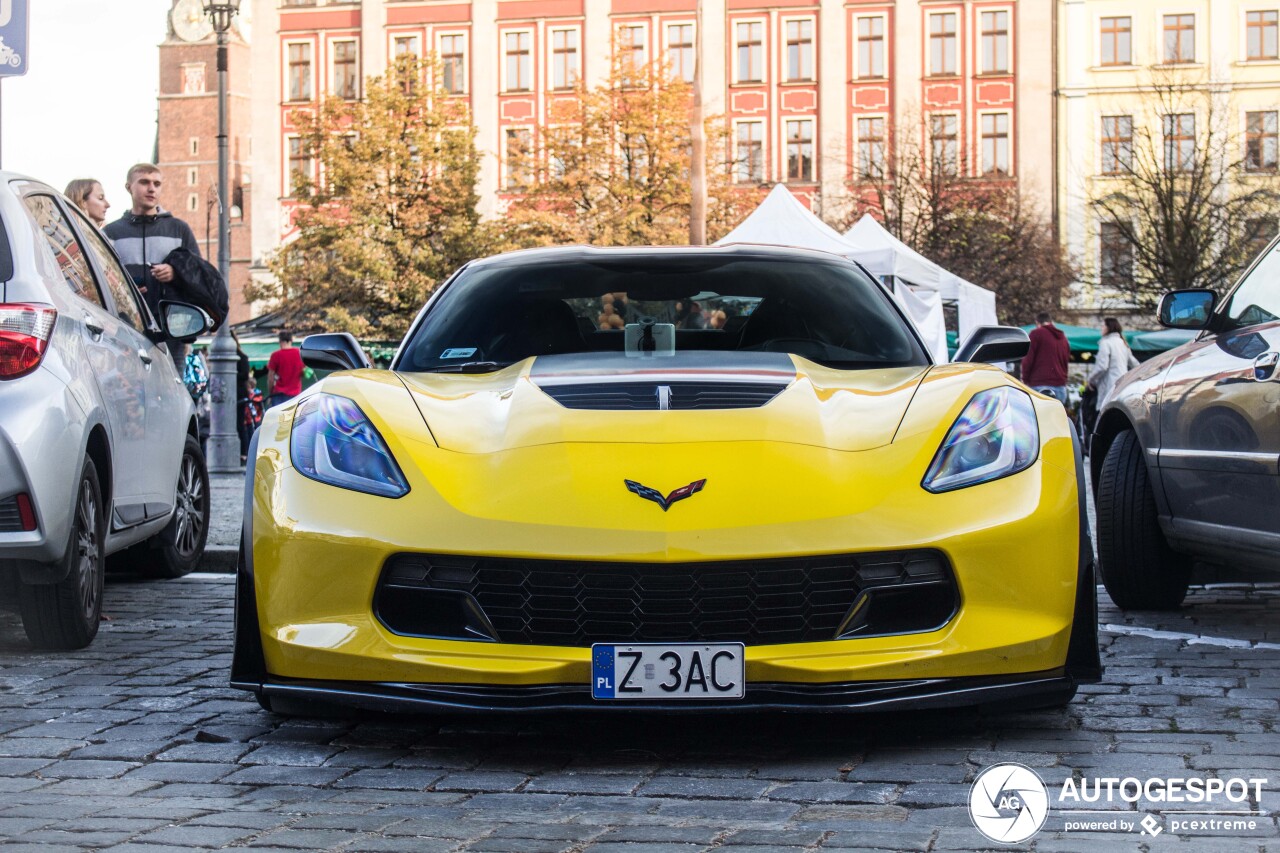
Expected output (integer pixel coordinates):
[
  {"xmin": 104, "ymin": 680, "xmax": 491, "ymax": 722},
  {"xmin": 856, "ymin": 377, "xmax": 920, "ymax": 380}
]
[{"xmin": 249, "ymin": 0, "xmax": 1053, "ymax": 265}]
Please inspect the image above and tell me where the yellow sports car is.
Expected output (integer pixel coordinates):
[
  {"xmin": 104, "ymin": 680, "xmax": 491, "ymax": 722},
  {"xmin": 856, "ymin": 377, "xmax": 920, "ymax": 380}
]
[{"xmin": 231, "ymin": 245, "xmax": 1100, "ymax": 715}]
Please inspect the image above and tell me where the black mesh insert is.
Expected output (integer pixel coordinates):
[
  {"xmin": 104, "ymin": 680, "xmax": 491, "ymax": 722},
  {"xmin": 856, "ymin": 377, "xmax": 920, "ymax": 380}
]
[
  {"xmin": 0, "ymin": 496, "xmax": 24, "ymax": 533},
  {"xmin": 538, "ymin": 381, "xmax": 786, "ymax": 410},
  {"xmin": 375, "ymin": 550, "xmax": 957, "ymax": 647}
]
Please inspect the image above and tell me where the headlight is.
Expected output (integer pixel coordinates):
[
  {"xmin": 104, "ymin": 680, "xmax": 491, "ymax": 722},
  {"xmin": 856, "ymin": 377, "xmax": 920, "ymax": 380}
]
[
  {"xmin": 922, "ymin": 387, "xmax": 1039, "ymax": 493},
  {"xmin": 290, "ymin": 394, "xmax": 409, "ymax": 498}
]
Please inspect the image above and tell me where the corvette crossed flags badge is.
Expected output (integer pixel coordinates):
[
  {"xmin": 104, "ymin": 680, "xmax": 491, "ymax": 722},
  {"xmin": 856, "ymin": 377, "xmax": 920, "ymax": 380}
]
[{"xmin": 624, "ymin": 479, "xmax": 707, "ymax": 511}]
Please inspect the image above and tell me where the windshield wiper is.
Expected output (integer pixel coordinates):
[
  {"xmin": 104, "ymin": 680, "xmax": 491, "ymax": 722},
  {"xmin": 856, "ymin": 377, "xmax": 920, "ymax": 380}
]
[{"xmin": 424, "ymin": 360, "xmax": 512, "ymax": 374}]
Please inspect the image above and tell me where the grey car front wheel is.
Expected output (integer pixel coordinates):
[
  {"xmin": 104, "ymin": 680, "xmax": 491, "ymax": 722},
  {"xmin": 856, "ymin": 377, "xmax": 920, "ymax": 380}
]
[
  {"xmin": 18, "ymin": 457, "xmax": 105, "ymax": 649},
  {"xmin": 1096, "ymin": 430, "xmax": 1192, "ymax": 610}
]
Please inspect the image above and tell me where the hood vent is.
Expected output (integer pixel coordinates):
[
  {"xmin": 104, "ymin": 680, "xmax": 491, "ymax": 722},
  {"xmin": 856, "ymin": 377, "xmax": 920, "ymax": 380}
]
[{"xmin": 539, "ymin": 380, "xmax": 788, "ymax": 411}]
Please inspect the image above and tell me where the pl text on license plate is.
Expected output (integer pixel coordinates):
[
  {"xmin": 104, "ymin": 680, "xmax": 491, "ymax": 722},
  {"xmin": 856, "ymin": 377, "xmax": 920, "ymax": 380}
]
[{"xmin": 591, "ymin": 643, "xmax": 745, "ymax": 700}]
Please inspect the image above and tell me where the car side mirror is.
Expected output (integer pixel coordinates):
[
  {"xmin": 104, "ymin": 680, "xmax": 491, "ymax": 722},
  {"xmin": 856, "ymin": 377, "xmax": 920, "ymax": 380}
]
[
  {"xmin": 1158, "ymin": 289, "xmax": 1216, "ymax": 329},
  {"xmin": 300, "ymin": 332, "xmax": 373, "ymax": 371},
  {"xmin": 953, "ymin": 326, "xmax": 1031, "ymax": 364},
  {"xmin": 160, "ymin": 301, "xmax": 210, "ymax": 343}
]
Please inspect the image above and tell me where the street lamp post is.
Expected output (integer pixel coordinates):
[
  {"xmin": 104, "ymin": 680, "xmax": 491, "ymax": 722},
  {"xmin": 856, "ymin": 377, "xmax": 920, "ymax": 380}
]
[{"xmin": 203, "ymin": 0, "xmax": 241, "ymax": 473}]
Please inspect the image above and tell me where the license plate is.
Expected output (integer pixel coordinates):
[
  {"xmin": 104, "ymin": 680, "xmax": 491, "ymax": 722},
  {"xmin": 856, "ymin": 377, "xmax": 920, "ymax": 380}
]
[{"xmin": 591, "ymin": 643, "xmax": 745, "ymax": 700}]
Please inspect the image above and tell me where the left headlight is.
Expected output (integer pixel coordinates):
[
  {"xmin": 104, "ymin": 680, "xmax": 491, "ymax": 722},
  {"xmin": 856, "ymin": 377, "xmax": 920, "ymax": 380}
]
[
  {"xmin": 290, "ymin": 393, "xmax": 410, "ymax": 498},
  {"xmin": 922, "ymin": 386, "xmax": 1039, "ymax": 493}
]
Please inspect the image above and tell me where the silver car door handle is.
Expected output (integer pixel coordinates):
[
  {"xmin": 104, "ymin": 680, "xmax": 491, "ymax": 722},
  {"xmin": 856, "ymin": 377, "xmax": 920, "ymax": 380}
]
[
  {"xmin": 138, "ymin": 349, "xmax": 153, "ymax": 366},
  {"xmin": 1254, "ymin": 351, "xmax": 1278, "ymax": 381},
  {"xmin": 83, "ymin": 315, "xmax": 104, "ymax": 337}
]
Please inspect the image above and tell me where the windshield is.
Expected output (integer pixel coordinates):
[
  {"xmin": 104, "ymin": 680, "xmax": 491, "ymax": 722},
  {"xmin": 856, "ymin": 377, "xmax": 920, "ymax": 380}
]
[
  {"xmin": 397, "ymin": 253, "xmax": 928, "ymax": 372},
  {"xmin": 1223, "ymin": 237, "xmax": 1280, "ymax": 331}
]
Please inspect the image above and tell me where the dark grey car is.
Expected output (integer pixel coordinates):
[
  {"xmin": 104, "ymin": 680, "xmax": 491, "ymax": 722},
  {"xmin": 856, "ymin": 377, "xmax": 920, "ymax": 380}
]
[
  {"xmin": 0, "ymin": 175, "xmax": 212, "ymax": 649},
  {"xmin": 1092, "ymin": 237, "xmax": 1280, "ymax": 609}
]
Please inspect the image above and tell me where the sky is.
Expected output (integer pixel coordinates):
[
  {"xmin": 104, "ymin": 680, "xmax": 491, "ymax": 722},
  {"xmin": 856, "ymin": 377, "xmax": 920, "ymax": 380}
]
[{"xmin": 2, "ymin": 0, "xmax": 174, "ymax": 218}]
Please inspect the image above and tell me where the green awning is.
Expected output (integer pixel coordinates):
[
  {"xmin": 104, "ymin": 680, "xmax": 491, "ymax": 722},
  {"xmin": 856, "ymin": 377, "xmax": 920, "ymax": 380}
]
[{"xmin": 1127, "ymin": 328, "xmax": 1197, "ymax": 353}]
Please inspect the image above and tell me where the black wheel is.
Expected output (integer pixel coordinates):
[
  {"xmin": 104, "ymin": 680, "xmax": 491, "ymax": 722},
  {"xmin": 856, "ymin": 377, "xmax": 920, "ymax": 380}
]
[
  {"xmin": 1096, "ymin": 430, "xmax": 1191, "ymax": 610},
  {"xmin": 133, "ymin": 435, "xmax": 210, "ymax": 579},
  {"xmin": 18, "ymin": 458, "xmax": 105, "ymax": 649}
]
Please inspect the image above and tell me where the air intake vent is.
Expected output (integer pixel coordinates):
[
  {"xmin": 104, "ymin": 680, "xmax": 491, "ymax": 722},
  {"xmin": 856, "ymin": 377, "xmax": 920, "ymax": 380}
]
[
  {"xmin": 540, "ymin": 381, "xmax": 787, "ymax": 410},
  {"xmin": 0, "ymin": 496, "xmax": 26, "ymax": 533}
]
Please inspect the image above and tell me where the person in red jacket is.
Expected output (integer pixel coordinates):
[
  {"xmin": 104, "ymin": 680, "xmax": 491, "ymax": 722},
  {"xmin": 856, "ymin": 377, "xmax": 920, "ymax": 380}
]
[
  {"xmin": 1022, "ymin": 312, "xmax": 1071, "ymax": 404},
  {"xmin": 267, "ymin": 330, "xmax": 305, "ymax": 408}
]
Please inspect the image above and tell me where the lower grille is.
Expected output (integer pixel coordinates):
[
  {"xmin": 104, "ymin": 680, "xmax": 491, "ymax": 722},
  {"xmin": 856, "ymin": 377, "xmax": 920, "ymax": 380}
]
[
  {"xmin": 0, "ymin": 496, "xmax": 27, "ymax": 533},
  {"xmin": 538, "ymin": 381, "xmax": 787, "ymax": 410},
  {"xmin": 375, "ymin": 550, "xmax": 957, "ymax": 647}
]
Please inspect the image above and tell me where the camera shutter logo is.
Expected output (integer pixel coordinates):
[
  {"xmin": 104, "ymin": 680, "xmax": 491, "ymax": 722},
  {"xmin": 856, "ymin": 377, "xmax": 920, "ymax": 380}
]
[{"xmin": 969, "ymin": 763, "xmax": 1050, "ymax": 843}]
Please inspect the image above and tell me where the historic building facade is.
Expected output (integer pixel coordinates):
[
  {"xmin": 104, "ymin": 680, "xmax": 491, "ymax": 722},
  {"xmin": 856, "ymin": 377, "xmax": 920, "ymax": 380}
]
[
  {"xmin": 249, "ymin": 0, "xmax": 1053, "ymax": 259},
  {"xmin": 158, "ymin": 0, "xmax": 254, "ymax": 324},
  {"xmin": 1056, "ymin": 0, "xmax": 1280, "ymax": 309}
]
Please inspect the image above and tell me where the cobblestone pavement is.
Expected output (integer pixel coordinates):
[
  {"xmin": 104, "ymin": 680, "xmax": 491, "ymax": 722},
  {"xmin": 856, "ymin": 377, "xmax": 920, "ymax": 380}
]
[{"xmin": 0, "ymin": 575, "xmax": 1277, "ymax": 852}]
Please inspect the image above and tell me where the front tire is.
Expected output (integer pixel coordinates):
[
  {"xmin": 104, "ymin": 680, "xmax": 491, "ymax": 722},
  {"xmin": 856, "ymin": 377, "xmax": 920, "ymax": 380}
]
[
  {"xmin": 1096, "ymin": 430, "xmax": 1191, "ymax": 610},
  {"xmin": 18, "ymin": 458, "xmax": 105, "ymax": 649},
  {"xmin": 132, "ymin": 434, "xmax": 210, "ymax": 579}
]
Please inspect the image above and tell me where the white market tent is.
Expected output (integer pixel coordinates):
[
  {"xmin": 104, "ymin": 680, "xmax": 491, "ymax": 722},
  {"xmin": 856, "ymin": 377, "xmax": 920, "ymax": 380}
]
[
  {"xmin": 843, "ymin": 214, "xmax": 999, "ymax": 352},
  {"xmin": 714, "ymin": 185, "xmax": 961, "ymax": 362}
]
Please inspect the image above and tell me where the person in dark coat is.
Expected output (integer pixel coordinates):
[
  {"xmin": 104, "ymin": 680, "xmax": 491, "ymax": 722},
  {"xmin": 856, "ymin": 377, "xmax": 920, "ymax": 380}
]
[{"xmin": 1021, "ymin": 311, "xmax": 1071, "ymax": 404}]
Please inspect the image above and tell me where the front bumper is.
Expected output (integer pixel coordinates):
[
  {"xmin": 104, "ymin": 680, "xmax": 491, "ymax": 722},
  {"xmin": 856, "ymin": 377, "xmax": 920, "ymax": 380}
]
[{"xmin": 248, "ymin": 670, "xmax": 1080, "ymax": 714}]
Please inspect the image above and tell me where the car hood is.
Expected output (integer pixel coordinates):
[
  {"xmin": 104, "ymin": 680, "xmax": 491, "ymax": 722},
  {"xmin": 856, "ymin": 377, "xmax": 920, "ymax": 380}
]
[{"xmin": 395, "ymin": 352, "xmax": 932, "ymax": 453}]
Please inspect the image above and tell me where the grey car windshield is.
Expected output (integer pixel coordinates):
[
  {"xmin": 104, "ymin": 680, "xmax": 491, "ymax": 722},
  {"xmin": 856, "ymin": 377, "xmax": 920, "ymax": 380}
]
[{"xmin": 398, "ymin": 255, "xmax": 928, "ymax": 372}]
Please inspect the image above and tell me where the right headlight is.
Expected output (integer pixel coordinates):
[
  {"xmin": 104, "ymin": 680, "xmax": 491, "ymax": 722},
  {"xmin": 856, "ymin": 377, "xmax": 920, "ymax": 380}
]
[
  {"xmin": 922, "ymin": 387, "xmax": 1039, "ymax": 493},
  {"xmin": 290, "ymin": 393, "xmax": 409, "ymax": 498}
]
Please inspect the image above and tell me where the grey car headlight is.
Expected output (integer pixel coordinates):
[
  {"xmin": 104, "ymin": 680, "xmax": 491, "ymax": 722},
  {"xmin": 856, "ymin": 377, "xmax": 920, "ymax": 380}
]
[
  {"xmin": 289, "ymin": 393, "xmax": 409, "ymax": 498},
  {"xmin": 922, "ymin": 387, "xmax": 1039, "ymax": 493}
]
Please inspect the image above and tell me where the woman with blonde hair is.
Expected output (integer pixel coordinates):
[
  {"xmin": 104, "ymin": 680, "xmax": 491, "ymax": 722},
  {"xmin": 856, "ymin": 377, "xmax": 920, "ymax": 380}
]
[{"xmin": 64, "ymin": 178, "xmax": 110, "ymax": 227}]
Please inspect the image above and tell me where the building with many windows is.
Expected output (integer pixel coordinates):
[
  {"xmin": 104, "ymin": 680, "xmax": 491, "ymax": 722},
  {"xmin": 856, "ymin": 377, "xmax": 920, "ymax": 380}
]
[
  {"xmin": 1056, "ymin": 0, "xmax": 1280, "ymax": 308},
  {"xmin": 249, "ymin": 0, "xmax": 1054, "ymax": 262}
]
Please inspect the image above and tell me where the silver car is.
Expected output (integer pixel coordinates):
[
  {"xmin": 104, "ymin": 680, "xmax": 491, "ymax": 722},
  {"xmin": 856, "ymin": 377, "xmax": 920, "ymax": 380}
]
[
  {"xmin": 1093, "ymin": 235, "xmax": 1280, "ymax": 609},
  {"xmin": 0, "ymin": 175, "xmax": 211, "ymax": 649}
]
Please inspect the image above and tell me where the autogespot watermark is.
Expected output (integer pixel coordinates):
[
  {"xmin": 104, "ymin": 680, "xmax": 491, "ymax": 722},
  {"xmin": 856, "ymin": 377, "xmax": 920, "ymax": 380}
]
[{"xmin": 968, "ymin": 764, "xmax": 1269, "ymax": 844}]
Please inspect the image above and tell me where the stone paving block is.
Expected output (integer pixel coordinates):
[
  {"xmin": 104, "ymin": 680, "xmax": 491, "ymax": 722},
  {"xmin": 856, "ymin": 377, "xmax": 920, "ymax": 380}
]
[
  {"xmin": 650, "ymin": 799, "xmax": 799, "ymax": 826},
  {"xmin": 0, "ymin": 738, "xmax": 88, "ymax": 758},
  {"xmin": 635, "ymin": 776, "xmax": 773, "ymax": 800},
  {"xmin": 322, "ymin": 747, "xmax": 408, "ymax": 768},
  {"xmin": 333, "ymin": 768, "xmax": 446, "ymax": 791},
  {"xmin": 244, "ymin": 828, "xmax": 358, "ymax": 848},
  {"xmin": 16, "ymin": 829, "xmax": 138, "ymax": 847},
  {"xmin": 36, "ymin": 758, "xmax": 144, "ymax": 778},
  {"xmin": 594, "ymin": 826, "xmax": 720, "ymax": 844},
  {"xmin": 464, "ymin": 837, "xmax": 581, "ymax": 853},
  {"xmin": 240, "ymin": 743, "xmax": 344, "ymax": 767},
  {"xmin": 153, "ymin": 741, "xmax": 253, "ymax": 763},
  {"xmin": 433, "ymin": 771, "xmax": 530, "ymax": 792},
  {"xmin": 131, "ymin": 823, "xmax": 263, "ymax": 848},
  {"xmin": 0, "ymin": 816, "xmax": 56, "ymax": 835},
  {"xmin": 523, "ymin": 773, "xmax": 643, "ymax": 795},
  {"xmin": 0, "ymin": 757, "xmax": 56, "ymax": 775},
  {"xmin": 580, "ymin": 843, "xmax": 704, "ymax": 853},
  {"xmin": 822, "ymin": 828, "xmax": 936, "ymax": 849},
  {"xmin": 338, "ymin": 837, "xmax": 463, "ymax": 853},
  {"xmin": 35, "ymin": 776, "xmax": 161, "ymax": 796},
  {"xmin": 765, "ymin": 781, "xmax": 897, "ymax": 804},
  {"xmin": 123, "ymin": 760, "xmax": 240, "ymax": 783},
  {"xmin": 219, "ymin": 764, "xmax": 349, "ymax": 786}
]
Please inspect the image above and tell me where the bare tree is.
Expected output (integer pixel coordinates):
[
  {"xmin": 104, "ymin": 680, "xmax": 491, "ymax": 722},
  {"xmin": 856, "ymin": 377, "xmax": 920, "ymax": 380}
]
[
  {"xmin": 1090, "ymin": 74, "xmax": 1280, "ymax": 308},
  {"xmin": 839, "ymin": 113, "xmax": 1075, "ymax": 325}
]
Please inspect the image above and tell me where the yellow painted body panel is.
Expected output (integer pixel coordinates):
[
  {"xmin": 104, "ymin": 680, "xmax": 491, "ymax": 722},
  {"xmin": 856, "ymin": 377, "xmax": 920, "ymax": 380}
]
[{"xmin": 250, "ymin": 359, "xmax": 1082, "ymax": 688}]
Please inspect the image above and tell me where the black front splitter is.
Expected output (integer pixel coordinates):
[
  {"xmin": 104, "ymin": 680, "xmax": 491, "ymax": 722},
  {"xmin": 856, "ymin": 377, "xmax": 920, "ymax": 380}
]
[{"xmin": 232, "ymin": 669, "xmax": 1078, "ymax": 715}]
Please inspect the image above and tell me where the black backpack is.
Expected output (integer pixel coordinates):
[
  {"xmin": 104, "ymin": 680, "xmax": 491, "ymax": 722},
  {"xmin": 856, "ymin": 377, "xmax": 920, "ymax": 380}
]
[{"xmin": 163, "ymin": 247, "xmax": 230, "ymax": 331}]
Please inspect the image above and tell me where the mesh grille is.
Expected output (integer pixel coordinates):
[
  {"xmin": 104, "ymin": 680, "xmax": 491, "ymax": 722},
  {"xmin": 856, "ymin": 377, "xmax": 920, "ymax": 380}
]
[
  {"xmin": 376, "ymin": 550, "xmax": 954, "ymax": 647},
  {"xmin": 539, "ymin": 381, "xmax": 786, "ymax": 410},
  {"xmin": 0, "ymin": 496, "xmax": 24, "ymax": 533}
]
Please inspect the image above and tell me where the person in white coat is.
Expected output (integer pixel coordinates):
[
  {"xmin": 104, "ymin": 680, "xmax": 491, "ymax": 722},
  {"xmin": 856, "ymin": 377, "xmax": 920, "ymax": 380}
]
[{"xmin": 1090, "ymin": 317, "xmax": 1139, "ymax": 404}]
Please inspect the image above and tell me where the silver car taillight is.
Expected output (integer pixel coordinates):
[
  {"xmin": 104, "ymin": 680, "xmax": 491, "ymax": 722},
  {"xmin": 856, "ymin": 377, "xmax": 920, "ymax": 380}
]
[{"xmin": 0, "ymin": 303, "xmax": 58, "ymax": 380}]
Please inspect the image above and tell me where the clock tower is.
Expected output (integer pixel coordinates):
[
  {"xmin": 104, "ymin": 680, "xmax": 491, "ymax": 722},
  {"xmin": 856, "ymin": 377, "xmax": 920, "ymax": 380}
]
[{"xmin": 156, "ymin": 0, "xmax": 254, "ymax": 325}]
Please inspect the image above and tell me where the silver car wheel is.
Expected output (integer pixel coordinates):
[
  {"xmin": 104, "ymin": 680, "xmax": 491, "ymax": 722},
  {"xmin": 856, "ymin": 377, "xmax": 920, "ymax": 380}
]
[
  {"xmin": 173, "ymin": 452, "xmax": 205, "ymax": 559},
  {"xmin": 75, "ymin": 477, "xmax": 102, "ymax": 622}
]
